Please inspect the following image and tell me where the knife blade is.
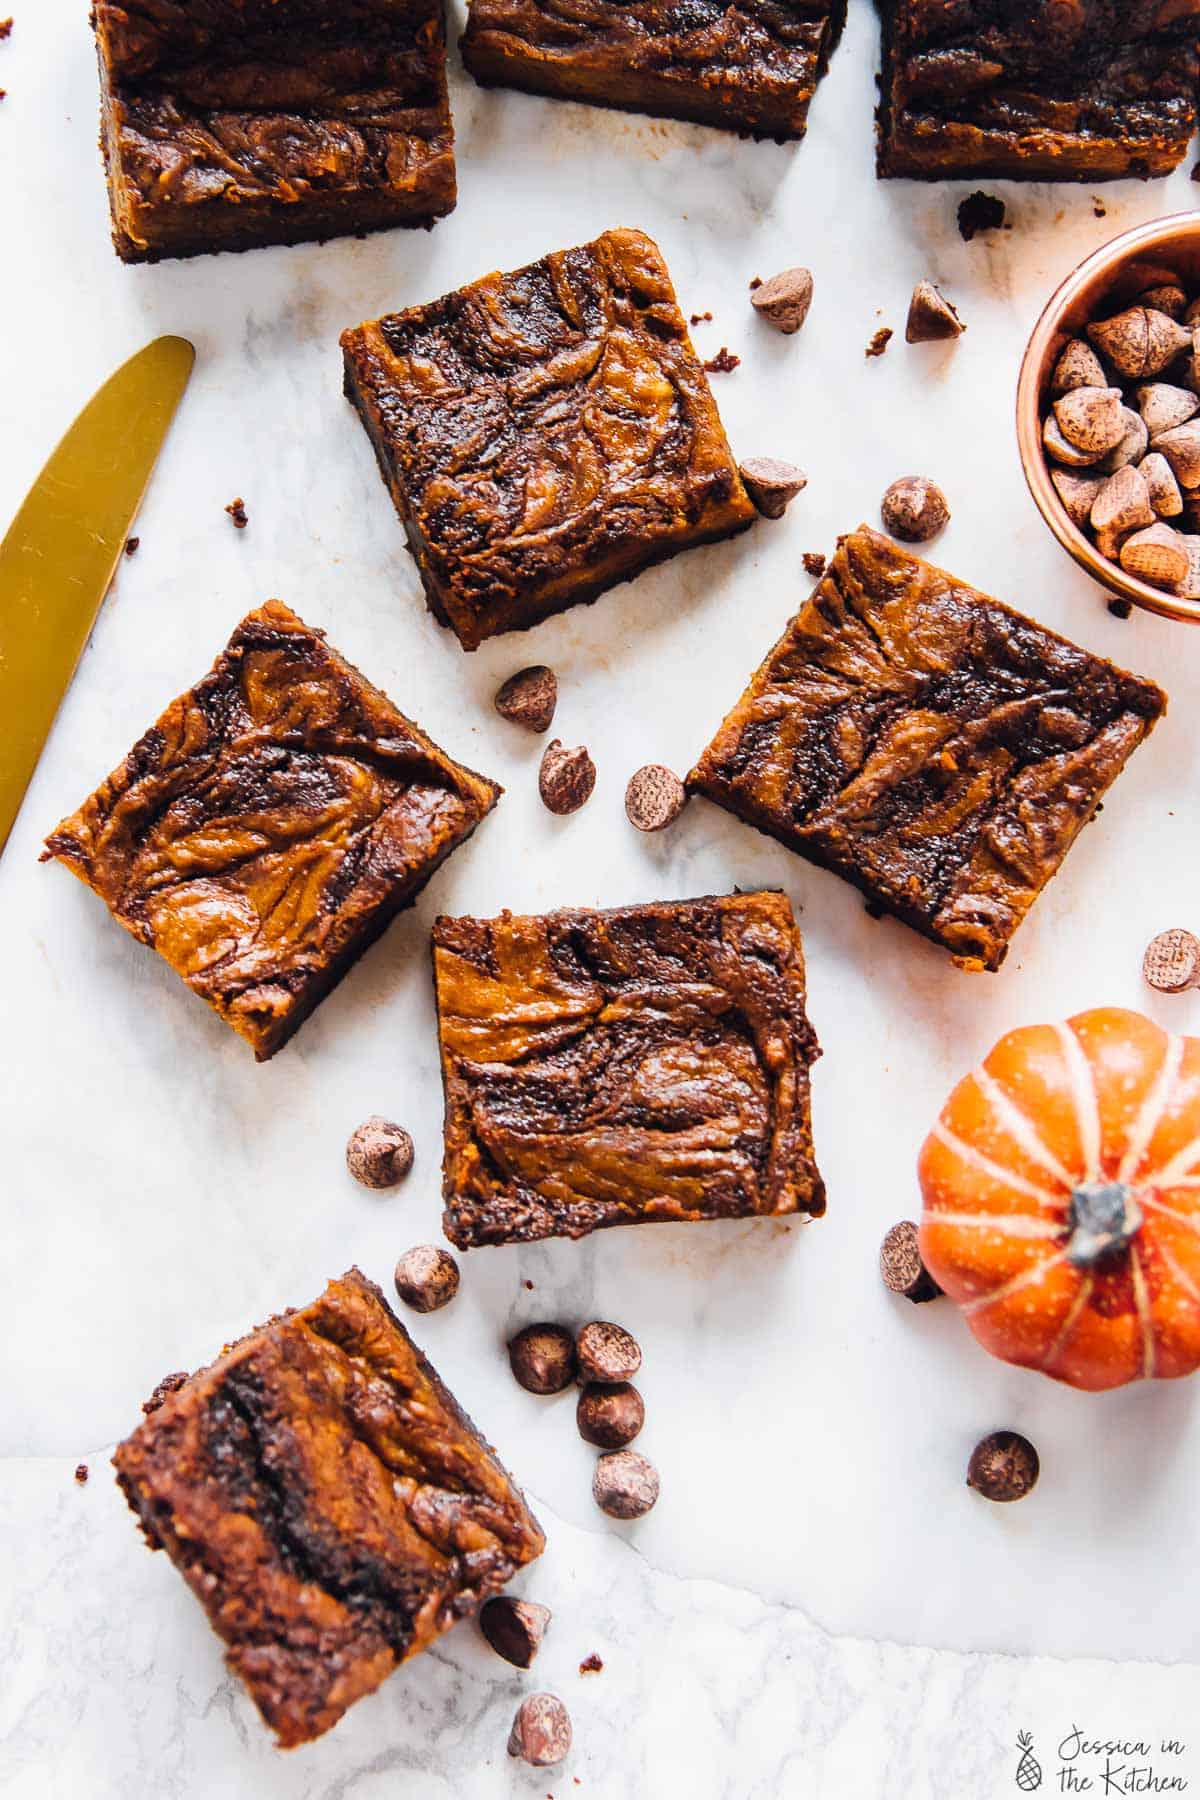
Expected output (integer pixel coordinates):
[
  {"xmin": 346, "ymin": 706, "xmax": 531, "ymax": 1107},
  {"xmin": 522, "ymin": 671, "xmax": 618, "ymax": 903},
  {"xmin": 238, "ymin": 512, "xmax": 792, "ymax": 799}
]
[{"xmin": 0, "ymin": 334, "xmax": 195, "ymax": 856}]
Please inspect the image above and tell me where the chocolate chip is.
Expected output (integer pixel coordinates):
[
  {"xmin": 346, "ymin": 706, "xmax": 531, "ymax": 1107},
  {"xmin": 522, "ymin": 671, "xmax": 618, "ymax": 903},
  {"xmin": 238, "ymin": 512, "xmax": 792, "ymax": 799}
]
[
  {"xmin": 479, "ymin": 1595, "xmax": 551, "ymax": 1668},
  {"xmin": 394, "ymin": 1246, "xmax": 459, "ymax": 1313},
  {"xmin": 957, "ymin": 190, "xmax": 1006, "ymax": 241},
  {"xmin": 750, "ymin": 267, "xmax": 813, "ymax": 334},
  {"xmin": 1143, "ymin": 928, "xmax": 1200, "ymax": 993},
  {"xmin": 74, "ymin": 1463, "xmax": 89, "ymax": 1485},
  {"xmin": 576, "ymin": 1320, "xmax": 641, "ymax": 1384},
  {"xmin": 738, "ymin": 456, "xmax": 808, "ymax": 520},
  {"xmin": 345, "ymin": 1117, "xmax": 414, "ymax": 1189},
  {"xmin": 509, "ymin": 1323, "xmax": 577, "ymax": 1394},
  {"xmin": 967, "ymin": 1431, "xmax": 1040, "ymax": 1503},
  {"xmin": 539, "ymin": 740, "xmax": 595, "ymax": 815},
  {"xmin": 495, "ymin": 665, "xmax": 557, "ymax": 733},
  {"xmin": 577, "ymin": 1382, "xmax": 644, "ymax": 1448},
  {"xmin": 625, "ymin": 764, "xmax": 686, "ymax": 832},
  {"xmin": 593, "ymin": 1449, "xmax": 660, "ymax": 1519},
  {"xmin": 802, "ymin": 551, "xmax": 826, "ymax": 577},
  {"xmin": 879, "ymin": 1221, "xmax": 942, "ymax": 1303},
  {"xmin": 142, "ymin": 1371, "xmax": 189, "ymax": 1414},
  {"xmin": 881, "ymin": 475, "xmax": 950, "ymax": 543},
  {"xmin": 124, "ymin": 537, "xmax": 140, "ymax": 557},
  {"xmin": 224, "ymin": 497, "xmax": 249, "ymax": 529},
  {"xmin": 865, "ymin": 326, "xmax": 894, "ymax": 359},
  {"xmin": 905, "ymin": 280, "xmax": 965, "ymax": 343},
  {"xmin": 1107, "ymin": 597, "xmax": 1133, "ymax": 619},
  {"xmin": 507, "ymin": 1694, "xmax": 572, "ymax": 1768}
]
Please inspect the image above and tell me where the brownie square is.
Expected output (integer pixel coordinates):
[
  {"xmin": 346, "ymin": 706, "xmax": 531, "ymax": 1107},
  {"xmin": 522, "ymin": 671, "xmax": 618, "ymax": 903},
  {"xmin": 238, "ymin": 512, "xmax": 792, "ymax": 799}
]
[
  {"xmin": 461, "ymin": 0, "xmax": 847, "ymax": 139},
  {"xmin": 42, "ymin": 601, "xmax": 500, "ymax": 1059},
  {"xmin": 877, "ymin": 1, "xmax": 1200, "ymax": 181},
  {"xmin": 688, "ymin": 527, "xmax": 1166, "ymax": 971},
  {"xmin": 341, "ymin": 228, "xmax": 756, "ymax": 651},
  {"xmin": 92, "ymin": 0, "xmax": 456, "ymax": 263},
  {"xmin": 433, "ymin": 891, "xmax": 824, "ymax": 1248},
  {"xmin": 113, "ymin": 1268, "xmax": 545, "ymax": 1748}
]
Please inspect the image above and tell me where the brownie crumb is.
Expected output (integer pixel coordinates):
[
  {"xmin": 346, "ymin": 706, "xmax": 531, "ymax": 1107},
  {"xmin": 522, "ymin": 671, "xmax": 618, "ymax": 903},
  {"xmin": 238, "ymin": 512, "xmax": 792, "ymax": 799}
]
[
  {"xmin": 802, "ymin": 551, "xmax": 826, "ymax": 577},
  {"xmin": 124, "ymin": 537, "xmax": 140, "ymax": 557},
  {"xmin": 1092, "ymin": 197, "xmax": 1107, "ymax": 217},
  {"xmin": 524, "ymin": 1278, "xmax": 535, "ymax": 1290},
  {"xmin": 142, "ymin": 1370, "xmax": 189, "ymax": 1414},
  {"xmin": 689, "ymin": 311, "xmax": 712, "ymax": 325},
  {"xmin": 703, "ymin": 347, "xmax": 740, "ymax": 374},
  {"xmin": 865, "ymin": 327, "xmax": 893, "ymax": 359},
  {"xmin": 0, "ymin": 19, "xmax": 10, "ymax": 37},
  {"xmin": 748, "ymin": 276, "xmax": 762, "ymax": 290},
  {"xmin": 225, "ymin": 497, "xmax": 249, "ymax": 529},
  {"xmin": 579, "ymin": 1653, "xmax": 603, "ymax": 1675},
  {"xmin": 1107, "ymin": 597, "xmax": 1133, "ymax": 619},
  {"xmin": 74, "ymin": 1463, "xmax": 89, "ymax": 1485},
  {"xmin": 957, "ymin": 191, "xmax": 1006, "ymax": 241}
]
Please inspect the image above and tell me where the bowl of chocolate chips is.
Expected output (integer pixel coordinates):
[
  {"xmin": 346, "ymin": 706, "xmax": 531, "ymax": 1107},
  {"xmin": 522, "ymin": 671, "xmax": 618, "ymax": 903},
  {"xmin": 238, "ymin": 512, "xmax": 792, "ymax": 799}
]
[{"xmin": 1018, "ymin": 212, "xmax": 1200, "ymax": 623}]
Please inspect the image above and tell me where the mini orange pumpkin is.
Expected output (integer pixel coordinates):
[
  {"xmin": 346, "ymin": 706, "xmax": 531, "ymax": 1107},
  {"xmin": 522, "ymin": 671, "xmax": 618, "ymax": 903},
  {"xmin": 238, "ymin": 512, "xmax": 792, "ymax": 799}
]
[{"xmin": 918, "ymin": 1007, "xmax": 1200, "ymax": 1391}]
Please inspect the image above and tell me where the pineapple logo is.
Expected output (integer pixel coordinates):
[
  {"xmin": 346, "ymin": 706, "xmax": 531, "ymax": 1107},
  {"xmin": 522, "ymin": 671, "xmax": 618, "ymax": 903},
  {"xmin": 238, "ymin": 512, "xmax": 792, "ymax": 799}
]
[{"xmin": 1014, "ymin": 1732, "xmax": 1043, "ymax": 1791}]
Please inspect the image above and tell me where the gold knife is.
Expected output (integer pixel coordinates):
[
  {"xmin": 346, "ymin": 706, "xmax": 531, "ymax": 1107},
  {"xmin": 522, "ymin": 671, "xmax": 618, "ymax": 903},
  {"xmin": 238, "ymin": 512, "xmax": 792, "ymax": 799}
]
[{"xmin": 0, "ymin": 335, "xmax": 195, "ymax": 855}]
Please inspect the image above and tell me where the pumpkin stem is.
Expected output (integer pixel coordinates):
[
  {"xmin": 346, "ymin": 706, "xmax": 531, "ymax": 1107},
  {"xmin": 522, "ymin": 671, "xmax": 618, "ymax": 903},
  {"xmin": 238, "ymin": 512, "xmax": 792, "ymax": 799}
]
[{"xmin": 1066, "ymin": 1181, "xmax": 1143, "ymax": 1267}]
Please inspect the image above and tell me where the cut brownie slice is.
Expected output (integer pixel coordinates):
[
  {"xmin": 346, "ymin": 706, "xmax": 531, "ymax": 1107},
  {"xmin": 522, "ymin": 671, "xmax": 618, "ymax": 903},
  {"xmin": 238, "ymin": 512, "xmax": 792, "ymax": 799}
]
[
  {"xmin": 461, "ymin": 0, "xmax": 847, "ymax": 140},
  {"xmin": 92, "ymin": 0, "xmax": 456, "ymax": 262},
  {"xmin": 114, "ymin": 1268, "xmax": 544, "ymax": 1748},
  {"xmin": 688, "ymin": 527, "xmax": 1166, "ymax": 971},
  {"xmin": 877, "ymin": 1, "xmax": 1200, "ymax": 181},
  {"xmin": 433, "ymin": 891, "xmax": 823, "ymax": 1248},
  {"xmin": 42, "ymin": 601, "xmax": 499, "ymax": 1059},
  {"xmin": 341, "ymin": 228, "xmax": 756, "ymax": 651}
]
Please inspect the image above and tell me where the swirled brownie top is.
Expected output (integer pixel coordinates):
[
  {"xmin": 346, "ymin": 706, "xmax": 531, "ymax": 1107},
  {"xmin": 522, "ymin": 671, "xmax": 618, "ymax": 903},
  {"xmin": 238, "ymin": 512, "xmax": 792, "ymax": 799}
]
[
  {"xmin": 460, "ymin": 0, "xmax": 847, "ymax": 139},
  {"xmin": 434, "ymin": 891, "xmax": 824, "ymax": 1247},
  {"xmin": 688, "ymin": 527, "xmax": 1165, "ymax": 972},
  {"xmin": 877, "ymin": 0, "xmax": 1200, "ymax": 180},
  {"xmin": 341, "ymin": 229, "xmax": 755, "ymax": 650},
  {"xmin": 42, "ymin": 601, "xmax": 499, "ymax": 1060},
  {"xmin": 114, "ymin": 1269, "xmax": 544, "ymax": 1748}
]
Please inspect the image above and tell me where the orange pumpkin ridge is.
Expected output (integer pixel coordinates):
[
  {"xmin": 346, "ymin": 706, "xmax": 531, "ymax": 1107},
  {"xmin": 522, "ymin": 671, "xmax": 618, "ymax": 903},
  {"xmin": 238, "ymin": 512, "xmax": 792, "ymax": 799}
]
[{"xmin": 918, "ymin": 1008, "xmax": 1200, "ymax": 1392}]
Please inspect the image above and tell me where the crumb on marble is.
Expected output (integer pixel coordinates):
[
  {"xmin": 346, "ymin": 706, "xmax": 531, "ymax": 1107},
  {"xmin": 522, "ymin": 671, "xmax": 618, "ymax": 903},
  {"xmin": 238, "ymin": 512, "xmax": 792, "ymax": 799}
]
[
  {"xmin": 74, "ymin": 1463, "xmax": 89, "ymax": 1485},
  {"xmin": 689, "ymin": 311, "xmax": 712, "ymax": 325},
  {"xmin": 703, "ymin": 347, "xmax": 740, "ymax": 374},
  {"xmin": 865, "ymin": 327, "xmax": 893, "ymax": 359},
  {"xmin": 802, "ymin": 551, "xmax": 826, "ymax": 577},
  {"xmin": 579, "ymin": 1652, "xmax": 603, "ymax": 1674},
  {"xmin": 124, "ymin": 537, "xmax": 140, "ymax": 557},
  {"xmin": 225, "ymin": 497, "xmax": 249, "ymax": 530}
]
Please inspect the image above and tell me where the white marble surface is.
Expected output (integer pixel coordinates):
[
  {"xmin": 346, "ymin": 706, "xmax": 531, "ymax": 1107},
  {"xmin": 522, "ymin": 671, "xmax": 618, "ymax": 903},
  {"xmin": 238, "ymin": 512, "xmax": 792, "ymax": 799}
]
[{"xmin": 3, "ymin": 0, "xmax": 1200, "ymax": 1792}]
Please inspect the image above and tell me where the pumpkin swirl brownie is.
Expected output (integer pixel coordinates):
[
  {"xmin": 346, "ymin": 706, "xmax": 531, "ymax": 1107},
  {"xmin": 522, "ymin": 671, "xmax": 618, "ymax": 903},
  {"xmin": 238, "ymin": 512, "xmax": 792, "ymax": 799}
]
[
  {"xmin": 877, "ymin": 0, "xmax": 1200, "ymax": 181},
  {"xmin": 92, "ymin": 0, "xmax": 457, "ymax": 262},
  {"xmin": 114, "ymin": 1269, "xmax": 544, "ymax": 1748},
  {"xmin": 433, "ymin": 891, "xmax": 824, "ymax": 1248},
  {"xmin": 341, "ymin": 229, "xmax": 756, "ymax": 650},
  {"xmin": 688, "ymin": 527, "xmax": 1166, "ymax": 972},
  {"xmin": 461, "ymin": 0, "xmax": 847, "ymax": 139},
  {"xmin": 42, "ymin": 601, "xmax": 499, "ymax": 1059}
]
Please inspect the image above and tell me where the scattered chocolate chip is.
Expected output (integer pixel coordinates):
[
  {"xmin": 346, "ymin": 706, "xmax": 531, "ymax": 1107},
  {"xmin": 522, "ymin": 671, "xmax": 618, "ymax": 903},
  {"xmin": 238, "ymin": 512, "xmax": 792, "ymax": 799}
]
[
  {"xmin": 593, "ymin": 1449, "xmax": 659, "ymax": 1519},
  {"xmin": 394, "ymin": 1245, "xmax": 460, "ymax": 1313},
  {"xmin": 577, "ymin": 1382, "xmax": 645, "ymax": 1448},
  {"xmin": 345, "ymin": 1116, "xmax": 414, "ymax": 1189},
  {"xmin": 576, "ymin": 1320, "xmax": 641, "ymax": 1384},
  {"xmin": 224, "ymin": 496, "xmax": 249, "ymax": 529},
  {"xmin": 495, "ymin": 664, "xmax": 557, "ymax": 733},
  {"xmin": 802, "ymin": 551, "xmax": 826, "ymax": 577},
  {"xmin": 738, "ymin": 456, "xmax": 807, "ymax": 520},
  {"xmin": 509, "ymin": 1323, "xmax": 577, "ymax": 1394},
  {"xmin": 74, "ymin": 1463, "xmax": 89, "ymax": 1485},
  {"xmin": 748, "ymin": 275, "xmax": 762, "ymax": 291},
  {"xmin": 703, "ymin": 347, "xmax": 740, "ymax": 374},
  {"xmin": 579, "ymin": 1653, "xmax": 603, "ymax": 1675},
  {"xmin": 750, "ymin": 266, "xmax": 813, "ymax": 335},
  {"xmin": 957, "ymin": 190, "xmax": 1006, "ymax": 241},
  {"xmin": 124, "ymin": 537, "xmax": 140, "ymax": 557},
  {"xmin": 689, "ymin": 310, "xmax": 712, "ymax": 325},
  {"xmin": 507, "ymin": 1694, "xmax": 572, "ymax": 1768},
  {"xmin": 539, "ymin": 739, "xmax": 595, "ymax": 815},
  {"xmin": 905, "ymin": 280, "xmax": 965, "ymax": 344},
  {"xmin": 524, "ymin": 1278, "xmax": 535, "ymax": 1290},
  {"xmin": 865, "ymin": 326, "xmax": 894, "ymax": 359},
  {"xmin": 624, "ymin": 764, "xmax": 686, "ymax": 832},
  {"xmin": 142, "ymin": 1371, "xmax": 189, "ymax": 1414},
  {"xmin": 1093, "ymin": 197, "xmax": 1107, "ymax": 217},
  {"xmin": 881, "ymin": 475, "xmax": 950, "ymax": 543},
  {"xmin": 967, "ymin": 1430, "xmax": 1039, "ymax": 1503},
  {"xmin": 1107, "ymin": 597, "xmax": 1133, "ymax": 619},
  {"xmin": 879, "ymin": 1221, "xmax": 942, "ymax": 1303},
  {"xmin": 1143, "ymin": 928, "xmax": 1200, "ymax": 993},
  {"xmin": 479, "ymin": 1595, "xmax": 551, "ymax": 1668}
]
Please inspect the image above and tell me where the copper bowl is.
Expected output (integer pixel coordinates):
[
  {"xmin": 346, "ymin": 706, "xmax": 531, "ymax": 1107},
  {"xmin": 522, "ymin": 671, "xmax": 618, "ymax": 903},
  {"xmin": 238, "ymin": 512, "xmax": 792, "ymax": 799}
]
[{"xmin": 1017, "ymin": 212, "xmax": 1200, "ymax": 624}]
